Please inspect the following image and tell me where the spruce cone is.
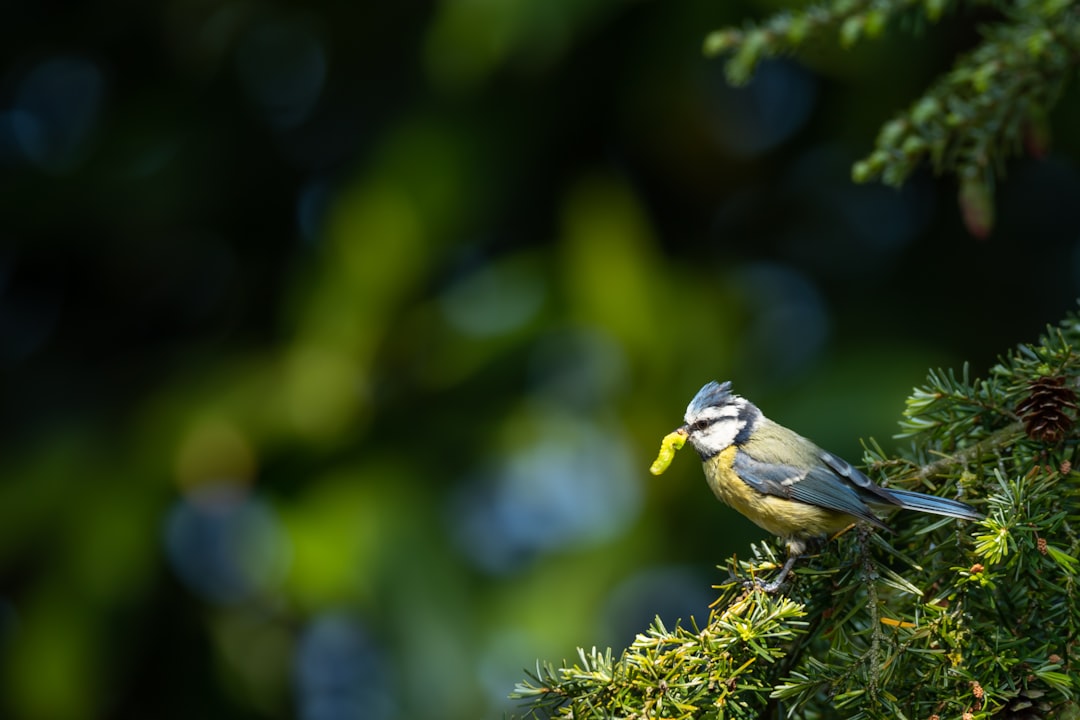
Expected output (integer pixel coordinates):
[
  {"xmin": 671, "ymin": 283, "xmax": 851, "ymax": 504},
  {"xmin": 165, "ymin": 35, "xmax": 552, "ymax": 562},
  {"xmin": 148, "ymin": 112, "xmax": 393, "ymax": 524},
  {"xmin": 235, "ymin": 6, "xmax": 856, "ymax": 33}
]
[{"xmin": 1015, "ymin": 376, "xmax": 1078, "ymax": 443}]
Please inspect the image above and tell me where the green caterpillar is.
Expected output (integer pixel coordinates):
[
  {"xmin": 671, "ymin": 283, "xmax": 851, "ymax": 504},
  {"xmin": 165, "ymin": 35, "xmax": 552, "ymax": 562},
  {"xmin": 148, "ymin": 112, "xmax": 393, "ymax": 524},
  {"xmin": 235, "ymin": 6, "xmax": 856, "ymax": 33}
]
[{"xmin": 649, "ymin": 429, "xmax": 687, "ymax": 475}]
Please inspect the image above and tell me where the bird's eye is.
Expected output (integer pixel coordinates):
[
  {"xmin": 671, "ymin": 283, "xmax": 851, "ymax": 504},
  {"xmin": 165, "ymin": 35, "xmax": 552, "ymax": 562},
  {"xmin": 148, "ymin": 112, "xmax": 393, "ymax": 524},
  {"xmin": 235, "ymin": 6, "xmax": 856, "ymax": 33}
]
[{"xmin": 693, "ymin": 419, "xmax": 710, "ymax": 431}]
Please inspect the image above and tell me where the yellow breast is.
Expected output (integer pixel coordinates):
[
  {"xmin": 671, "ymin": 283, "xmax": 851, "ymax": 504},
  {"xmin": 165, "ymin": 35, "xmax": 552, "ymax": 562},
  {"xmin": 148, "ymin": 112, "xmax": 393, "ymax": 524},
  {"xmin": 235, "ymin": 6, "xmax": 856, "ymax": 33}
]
[{"xmin": 703, "ymin": 446, "xmax": 851, "ymax": 540}]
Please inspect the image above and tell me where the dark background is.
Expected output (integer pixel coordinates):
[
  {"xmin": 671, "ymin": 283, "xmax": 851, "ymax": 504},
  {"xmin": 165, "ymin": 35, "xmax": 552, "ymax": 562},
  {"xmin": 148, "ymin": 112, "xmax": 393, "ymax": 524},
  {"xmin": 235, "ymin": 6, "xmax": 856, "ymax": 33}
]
[{"xmin": 1, "ymin": 1, "xmax": 1078, "ymax": 718}]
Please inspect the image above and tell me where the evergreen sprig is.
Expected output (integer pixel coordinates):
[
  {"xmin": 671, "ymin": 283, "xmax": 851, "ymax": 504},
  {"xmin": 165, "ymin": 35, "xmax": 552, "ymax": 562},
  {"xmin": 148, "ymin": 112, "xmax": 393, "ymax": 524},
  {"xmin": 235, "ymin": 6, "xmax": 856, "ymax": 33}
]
[
  {"xmin": 511, "ymin": 307, "xmax": 1080, "ymax": 719},
  {"xmin": 512, "ymin": 589, "xmax": 808, "ymax": 719},
  {"xmin": 703, "ymin": 0, "xmax": 1080, "ymax": 237}
]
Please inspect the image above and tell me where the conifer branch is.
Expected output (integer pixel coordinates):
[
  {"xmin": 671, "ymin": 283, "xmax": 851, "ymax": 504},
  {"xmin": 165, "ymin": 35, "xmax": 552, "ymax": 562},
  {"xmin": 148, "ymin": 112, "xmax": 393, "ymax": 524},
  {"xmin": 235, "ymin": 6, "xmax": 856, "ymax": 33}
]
[
  {"xmin": 511, "ymin": 308, "xmax": 1080, "ymax": 719},
  {"xmin": 703, "ymin": 0, "xmax": 1080, "ymax": 236}
]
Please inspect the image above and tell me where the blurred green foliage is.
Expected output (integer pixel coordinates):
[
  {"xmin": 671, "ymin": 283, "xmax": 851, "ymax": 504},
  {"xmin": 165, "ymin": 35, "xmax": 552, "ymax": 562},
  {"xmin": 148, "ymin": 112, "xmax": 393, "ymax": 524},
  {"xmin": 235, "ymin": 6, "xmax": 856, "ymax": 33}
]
[{"xmin": 0, "ymin": 1, "xmax": 1079, "ymax": 719}]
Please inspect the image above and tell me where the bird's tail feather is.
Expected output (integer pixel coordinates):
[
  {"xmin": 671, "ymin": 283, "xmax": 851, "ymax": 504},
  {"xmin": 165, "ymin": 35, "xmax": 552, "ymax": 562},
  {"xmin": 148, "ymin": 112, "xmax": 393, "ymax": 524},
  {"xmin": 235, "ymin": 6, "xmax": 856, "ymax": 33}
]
[{"xmin": 888, "ymin": 488, "xmax": 983, "ymax": 521}]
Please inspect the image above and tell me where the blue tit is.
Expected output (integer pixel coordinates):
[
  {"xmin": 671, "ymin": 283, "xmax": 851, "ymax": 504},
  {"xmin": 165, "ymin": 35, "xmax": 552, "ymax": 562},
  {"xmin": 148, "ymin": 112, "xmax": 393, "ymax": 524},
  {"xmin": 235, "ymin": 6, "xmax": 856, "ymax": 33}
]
[{"xmin": 675, "ymin": 380, "xmax": 982, "ymax": 591}]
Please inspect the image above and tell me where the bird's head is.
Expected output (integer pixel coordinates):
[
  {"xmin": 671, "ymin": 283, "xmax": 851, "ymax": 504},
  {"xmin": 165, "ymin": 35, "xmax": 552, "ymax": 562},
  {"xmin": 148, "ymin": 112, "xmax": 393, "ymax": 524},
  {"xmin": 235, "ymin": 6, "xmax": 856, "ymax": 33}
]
[{"xmin": 680, "ymin": 380, "xmax": 757, "ymax": 459}]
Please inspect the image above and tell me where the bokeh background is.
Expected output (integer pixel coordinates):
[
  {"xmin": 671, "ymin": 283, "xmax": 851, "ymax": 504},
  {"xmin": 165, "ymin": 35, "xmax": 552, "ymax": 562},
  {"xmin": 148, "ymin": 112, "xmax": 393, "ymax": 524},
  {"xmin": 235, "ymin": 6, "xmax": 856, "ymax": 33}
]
[{"xmin": 2, "ymin": 1, "xmax": 1080, "ymax": 718}]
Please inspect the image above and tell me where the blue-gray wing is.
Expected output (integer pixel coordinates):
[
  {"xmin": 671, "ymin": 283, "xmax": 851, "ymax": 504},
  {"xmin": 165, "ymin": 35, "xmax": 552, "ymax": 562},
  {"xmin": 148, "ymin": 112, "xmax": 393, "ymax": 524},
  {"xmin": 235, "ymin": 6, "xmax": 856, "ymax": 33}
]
[
  {"xmin": 818, "ymin": 450, "xmax": 898, "ymax": 505},
  {"xmin": 818, "ymin": 449, "xmax": 980, "ymax": 520},
  {"xmin": 732, "ymin": 449, "xmax": 890, "ymax": 530}
]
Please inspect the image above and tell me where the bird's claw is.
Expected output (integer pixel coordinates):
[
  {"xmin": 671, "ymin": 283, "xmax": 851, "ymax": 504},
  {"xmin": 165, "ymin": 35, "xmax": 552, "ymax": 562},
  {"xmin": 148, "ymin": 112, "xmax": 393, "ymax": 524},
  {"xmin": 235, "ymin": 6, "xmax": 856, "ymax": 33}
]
[
  {"xmin": 727, "ymin": 569, "xmax": 791, "ymax": 593},
  {"xmin": 746, "ymin": 576, "xmax": 788, "ymax": 593}
]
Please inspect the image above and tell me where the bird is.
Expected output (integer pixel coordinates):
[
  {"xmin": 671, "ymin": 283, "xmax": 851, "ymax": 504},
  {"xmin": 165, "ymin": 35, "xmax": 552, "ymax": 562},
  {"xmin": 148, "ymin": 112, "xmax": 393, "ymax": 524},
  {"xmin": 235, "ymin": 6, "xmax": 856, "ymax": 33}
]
[{"xmin": 665, "ymin": 380, "xmax": 982, "ymax": 592}]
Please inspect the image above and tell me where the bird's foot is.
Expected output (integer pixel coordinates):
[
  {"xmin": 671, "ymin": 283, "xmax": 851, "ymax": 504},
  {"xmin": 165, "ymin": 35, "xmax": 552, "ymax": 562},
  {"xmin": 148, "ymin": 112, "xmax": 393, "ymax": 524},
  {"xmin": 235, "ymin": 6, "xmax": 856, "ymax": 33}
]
[
  {"xmin": 745, "ymin": 575, "xmax": 789, "ymax": 593},
  {"xmin": 742, "ymin": 553, "xmax": 800, "ymax": 593}
]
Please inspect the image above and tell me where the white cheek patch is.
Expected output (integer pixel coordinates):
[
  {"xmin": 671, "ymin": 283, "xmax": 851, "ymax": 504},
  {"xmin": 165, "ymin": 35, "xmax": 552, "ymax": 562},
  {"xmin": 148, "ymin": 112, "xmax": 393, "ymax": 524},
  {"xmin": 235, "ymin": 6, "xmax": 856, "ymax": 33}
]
[
  {"xmin": 700, "ymin": 418, "xmax": 744, "ymax": 450},
  {"xmin": 684, "ymin": 396, "xmax": 752, "ymax": 456}
]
